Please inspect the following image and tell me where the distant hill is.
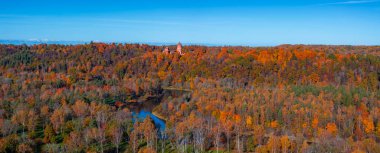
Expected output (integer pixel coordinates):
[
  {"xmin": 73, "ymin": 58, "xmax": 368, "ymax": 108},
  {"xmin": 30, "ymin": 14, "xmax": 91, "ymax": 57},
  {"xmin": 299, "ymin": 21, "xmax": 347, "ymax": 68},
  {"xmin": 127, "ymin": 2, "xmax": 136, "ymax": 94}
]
[
  {"xmin": 0, "ymin": 40, "xmax": 88, "ymax": 45},
  {"xmin": 0, "ymin": 40, "xmax": 222, "ymax": 46}
]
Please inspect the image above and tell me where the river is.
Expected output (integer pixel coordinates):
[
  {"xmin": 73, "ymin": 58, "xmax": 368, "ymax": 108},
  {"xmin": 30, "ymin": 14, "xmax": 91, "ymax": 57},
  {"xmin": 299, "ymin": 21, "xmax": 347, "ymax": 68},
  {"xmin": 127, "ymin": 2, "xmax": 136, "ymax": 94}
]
[{"xmin": 127, "ymin": 89, "xmax": 191, "ymax": 132}]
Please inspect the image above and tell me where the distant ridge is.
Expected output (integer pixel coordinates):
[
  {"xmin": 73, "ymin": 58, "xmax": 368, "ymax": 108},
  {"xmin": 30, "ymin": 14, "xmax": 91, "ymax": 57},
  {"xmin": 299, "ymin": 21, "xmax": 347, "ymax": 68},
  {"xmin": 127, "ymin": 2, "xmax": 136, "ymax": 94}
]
[
  {"xmin": 0, "ymin": 40, "xmax": 88, "ymax": 45},
  {"xmin": 1, "ymin": 40, "xmax": 378, "ymax": 47},
  {"xmin": 0, "ymin": 40, "xmax": 226, "ymax": 46}
]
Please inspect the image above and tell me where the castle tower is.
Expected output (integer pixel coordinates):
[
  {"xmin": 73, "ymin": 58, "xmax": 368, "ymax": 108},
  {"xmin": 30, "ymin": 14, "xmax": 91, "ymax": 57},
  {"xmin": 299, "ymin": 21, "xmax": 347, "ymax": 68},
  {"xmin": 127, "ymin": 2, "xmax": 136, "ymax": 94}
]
[
  {"xmin": 163, "ymin": 47, "xmax": 169, "ymax": 54},
  {"xmin": 176, "ymin": 42, "xmax": 183, "ymax": 55}
]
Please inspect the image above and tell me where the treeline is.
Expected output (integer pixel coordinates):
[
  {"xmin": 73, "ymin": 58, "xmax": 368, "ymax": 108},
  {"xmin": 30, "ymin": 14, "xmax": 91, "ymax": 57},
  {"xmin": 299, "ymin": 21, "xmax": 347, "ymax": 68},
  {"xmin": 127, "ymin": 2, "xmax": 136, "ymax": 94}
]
[{"xmin": 0, "ymin": 43, "xmax": 379, "ymax": 152}]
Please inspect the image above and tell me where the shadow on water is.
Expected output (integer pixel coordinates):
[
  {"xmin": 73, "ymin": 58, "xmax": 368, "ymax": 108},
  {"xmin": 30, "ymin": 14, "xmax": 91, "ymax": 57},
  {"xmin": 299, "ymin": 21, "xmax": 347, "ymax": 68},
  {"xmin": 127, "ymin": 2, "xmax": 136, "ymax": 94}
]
[{"xmin": 126, "ymin": 89, "xmax": 190, "ymax": 133}]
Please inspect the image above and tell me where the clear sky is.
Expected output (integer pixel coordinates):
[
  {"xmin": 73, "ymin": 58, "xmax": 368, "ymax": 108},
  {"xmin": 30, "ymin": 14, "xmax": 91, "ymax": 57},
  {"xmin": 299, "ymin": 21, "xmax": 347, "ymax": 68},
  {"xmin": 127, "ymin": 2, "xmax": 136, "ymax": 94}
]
[{"xmin": 0, "ymin": 0, "xmax": 379, "ymax": 46}]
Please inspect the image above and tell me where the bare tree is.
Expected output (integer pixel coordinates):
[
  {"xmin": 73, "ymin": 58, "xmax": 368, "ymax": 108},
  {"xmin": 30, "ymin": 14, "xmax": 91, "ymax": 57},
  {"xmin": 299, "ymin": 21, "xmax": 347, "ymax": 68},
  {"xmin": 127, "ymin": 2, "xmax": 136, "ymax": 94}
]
[
  {"xmin": 96, "ymin": 109, "xmax": 109, "ymax": 153},
  {"xmin": 110, "ymin": 123, "xmax": 123, "ymax": 153},
  {"xmin": 129, "ymin": 122, "xmax": 139, "ymax": 153},
  {"xmin": 193, "ymin": 123, "xmax": 206, "ymax": 153},
  {"xmin": 213, "ymin": 123, "xmax": 221, "ymax": 153}
]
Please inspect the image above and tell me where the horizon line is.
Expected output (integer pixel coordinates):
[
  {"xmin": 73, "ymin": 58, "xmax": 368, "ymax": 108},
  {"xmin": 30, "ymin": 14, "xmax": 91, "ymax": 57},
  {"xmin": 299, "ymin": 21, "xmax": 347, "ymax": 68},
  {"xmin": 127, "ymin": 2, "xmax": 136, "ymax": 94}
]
[{"xmin": 0, "ymin": 39, "xmax": 379, "ymax": 47}]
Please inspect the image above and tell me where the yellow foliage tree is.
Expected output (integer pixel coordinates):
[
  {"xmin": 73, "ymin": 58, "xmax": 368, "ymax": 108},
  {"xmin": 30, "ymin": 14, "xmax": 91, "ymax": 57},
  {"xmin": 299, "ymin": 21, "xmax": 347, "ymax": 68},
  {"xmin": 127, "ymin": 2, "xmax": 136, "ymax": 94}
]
[
  {"xmin": 326, "ymin": 122, "xmax": 338, "ymax": 135},
  {"xmin": 280, "ymin": 136, "xmax": 291, "ymax": 153},
  {"xmin": 257, "ymin": 51, "xmax": 274, "ymax": 64},
  {"xmin": 362, "ymin": 116, "xmax": 375, "ymax": 134},
  {"xmin": 270, "ymin": 120, "xmax": 279, "ymax": 129},
  {"xmin": 312, "ymin": 118, "xmax": 319, "ymax": 129}
]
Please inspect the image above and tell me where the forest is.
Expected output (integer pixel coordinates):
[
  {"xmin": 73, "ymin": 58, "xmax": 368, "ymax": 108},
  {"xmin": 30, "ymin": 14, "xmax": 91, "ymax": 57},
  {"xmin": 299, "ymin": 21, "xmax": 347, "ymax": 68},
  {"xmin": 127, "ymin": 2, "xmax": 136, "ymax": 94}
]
[{"xmin": 0, "ymin": 43, "xmax": 379, "ymax": 153}]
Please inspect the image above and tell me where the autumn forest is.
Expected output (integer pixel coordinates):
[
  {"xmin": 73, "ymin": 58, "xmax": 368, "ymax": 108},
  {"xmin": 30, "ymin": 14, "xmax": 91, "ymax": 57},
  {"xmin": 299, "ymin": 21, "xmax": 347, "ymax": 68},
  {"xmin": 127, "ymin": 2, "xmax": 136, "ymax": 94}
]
[{"xmin": 0, "ymin": 43, "xmax": 379, "ymax": 153}]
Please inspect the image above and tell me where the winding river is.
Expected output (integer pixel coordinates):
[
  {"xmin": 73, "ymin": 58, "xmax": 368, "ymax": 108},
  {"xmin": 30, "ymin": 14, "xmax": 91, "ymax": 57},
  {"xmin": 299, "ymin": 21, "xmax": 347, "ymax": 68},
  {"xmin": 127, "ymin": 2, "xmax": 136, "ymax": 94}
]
[{"xmin": 126, "ymin": 89, "xmax": 191, "ymax": 132}]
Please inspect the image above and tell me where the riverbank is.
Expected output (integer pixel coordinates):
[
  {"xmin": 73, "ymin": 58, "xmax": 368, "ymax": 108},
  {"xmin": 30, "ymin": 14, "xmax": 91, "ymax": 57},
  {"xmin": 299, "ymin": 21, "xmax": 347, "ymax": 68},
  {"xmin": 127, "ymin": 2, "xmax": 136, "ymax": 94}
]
[
  {"xmin": 126, "ymin": 93, "xmax": 162, "ymax": 103},
  {"xmin": 162, "ymin": 87, "xmax": 193, "ymax": 92},
  {"xmin": 152, "ymin": 111, "xmax": 167, "ymax": 121}
]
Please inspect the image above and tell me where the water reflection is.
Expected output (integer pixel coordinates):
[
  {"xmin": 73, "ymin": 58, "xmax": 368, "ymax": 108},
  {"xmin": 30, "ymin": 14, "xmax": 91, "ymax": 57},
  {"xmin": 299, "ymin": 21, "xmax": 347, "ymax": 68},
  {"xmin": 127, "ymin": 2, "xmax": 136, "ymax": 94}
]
[
  {"xmin": 132, "ymin": 110, "xmax": 166, "ymax": 132},
  {"xmin": 127, "ymin": 89, "xmax": 190, "ymax": 132}
]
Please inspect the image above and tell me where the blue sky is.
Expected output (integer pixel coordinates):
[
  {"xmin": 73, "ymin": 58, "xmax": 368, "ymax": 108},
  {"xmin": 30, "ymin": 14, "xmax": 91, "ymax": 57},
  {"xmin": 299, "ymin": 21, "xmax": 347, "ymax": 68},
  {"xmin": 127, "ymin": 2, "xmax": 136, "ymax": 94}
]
[{"xmin": 0, "ymin": 0, "xmax": 379, "ymax": 46}]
